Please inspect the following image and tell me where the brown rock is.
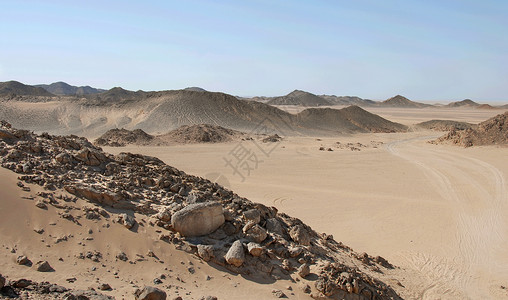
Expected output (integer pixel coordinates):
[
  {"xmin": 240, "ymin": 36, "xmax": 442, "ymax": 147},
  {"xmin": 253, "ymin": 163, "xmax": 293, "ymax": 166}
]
[
  {"xmin": 247, "ymin": 242, "xmax": 263, "ymax": 257},
  {"xmin": 35, "ymin": 260, "xmax": 53, "ymax": 272},
  {"xmin": 171, "ymin": 202, "xmax": 224, "ymax": 237},
  {"xmin": 298, "ymin": 263, "xmax": 310, "ymax": 278},
  {"xmin": 289, "ymin": 225, "xmax": 311, "ymax": 246},
  {"xmin": 225, "ymin": 240, "xmax": 245, "ymax": 267},
  {"xmin": 134, "ymin": 285, "xmax": 167, "ymax": 300}
]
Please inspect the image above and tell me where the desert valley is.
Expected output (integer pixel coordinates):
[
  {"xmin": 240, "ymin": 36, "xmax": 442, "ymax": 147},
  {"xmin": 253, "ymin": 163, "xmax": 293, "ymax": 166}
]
[{"xmin": 0, "ymin": 80, "xmax": 507, "ymax": 300}]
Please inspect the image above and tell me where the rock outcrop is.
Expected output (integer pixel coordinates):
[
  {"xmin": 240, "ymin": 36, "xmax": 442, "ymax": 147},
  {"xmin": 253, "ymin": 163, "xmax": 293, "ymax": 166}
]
[{"xmin": 433, "ymin": 111, "xmax": 508, "ymax": 147}]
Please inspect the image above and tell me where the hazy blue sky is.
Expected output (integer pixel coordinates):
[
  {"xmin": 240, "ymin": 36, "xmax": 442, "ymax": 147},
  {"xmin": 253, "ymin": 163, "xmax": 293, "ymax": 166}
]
[{"xmin": 1, "ymin": 1, "xmax": 507, "ymax": 101}]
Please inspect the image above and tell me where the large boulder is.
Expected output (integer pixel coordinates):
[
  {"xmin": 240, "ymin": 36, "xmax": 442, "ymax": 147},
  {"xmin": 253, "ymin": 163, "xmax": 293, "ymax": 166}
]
[
  {"xmin": 225, "ymin": 240, "xmax": 245, "ymax": 267},
  {"xmin": 0, "ymin": 274, "xmax": 5, "ymax": 289},
  {"xmin": 134, "ymin": 286, "xmax": 166, "ymax": 300},
  {"xmin": 171, "ymin": 202, "xmax": 224, "ymax": 237}
]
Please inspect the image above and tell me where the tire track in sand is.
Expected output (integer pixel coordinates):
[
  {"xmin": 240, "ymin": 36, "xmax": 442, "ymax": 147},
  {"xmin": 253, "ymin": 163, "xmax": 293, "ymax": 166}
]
[{"xmin": 387, "ymin": 136, "xmax": 507, "ymax": 299}]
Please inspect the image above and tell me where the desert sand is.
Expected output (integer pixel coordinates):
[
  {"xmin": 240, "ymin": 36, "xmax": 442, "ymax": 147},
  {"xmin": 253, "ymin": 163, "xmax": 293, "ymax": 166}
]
[
  {"xmin": 1, "ymin": 104, "xmax": 508, "ymax": 299},
  {"xmin": 100, "ymin": 107, "xmax": 508, "ymax": 299}
]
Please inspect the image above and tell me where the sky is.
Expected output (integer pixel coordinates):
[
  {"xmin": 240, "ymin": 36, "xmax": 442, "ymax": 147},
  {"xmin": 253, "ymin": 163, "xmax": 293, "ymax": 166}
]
[{"xmin": 1, "ymin": 0, "xmax": 507, "ymax": 101}]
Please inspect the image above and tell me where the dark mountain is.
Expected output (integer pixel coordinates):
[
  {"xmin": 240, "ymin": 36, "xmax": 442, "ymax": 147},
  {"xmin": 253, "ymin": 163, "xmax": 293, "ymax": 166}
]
[
  {"xmin": 295, "ymin": 105, "xmax": 407, "ymax": 133},
  {"xmin": 35, "ymin": 81, "xmax": 106, "ymax": 95},
  {"xmin": 380, "ymin": 95, "xmax": 430, "ymax": 108},
  {"xmin": 183, "ymin": 87, "xmax": 207, "ymax": 92},
  {"xmin": 446, "ymin": 99, "xmax": 479, "ymax": 108},
  {"xmin": 0, "ymin": 81, "xmax": 54, "ymax": 96},
  {"xmin": 320, "ymin": 95, "xmax": 377, "ymax": 106},
  {"xmin": 266, "ymin": 90, "xmax": 332, "ymax": 106}
]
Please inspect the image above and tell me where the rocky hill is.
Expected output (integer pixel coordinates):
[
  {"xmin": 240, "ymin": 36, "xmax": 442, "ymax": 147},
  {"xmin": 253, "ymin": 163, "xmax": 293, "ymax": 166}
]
[
  {"xmin": 416, "ymin": 120, "xmax": 475, "ymax": 131},
  {"xmin": 446, "ymin": 99, "xmax": 479, "ymax": 108},
  {"xmin": 266, "ymin": 90, "xmax": 332, "ymax": 106},
  {"xmin": 296, "ymin": 106, "xmax": 408, "ymax": 133},
  {"xmin": 434, "ymin": 111, "xmax": 508, "ymax": 147},
  {"xmin": 94, "ymin": 128, "xmax": 155, "ymax": 147},
  {"xmin": 379, "ymin": 95, "xmax": 429, "ymax": 108},
  {"xmin": 0, "ymin": 81, "xmax": 54, "ymax": 97},
  {"xmin": 156, "ymin": 124, "xmax": 245, "ymax": 144},
  {"xmin": 0, "ymin": 121, "xmax": 402, "ymax": 299},
  {"xmin": 95, "ymin": 124, "xmax": 246, "ymax": 147},
  {"xmin": 35, "ymin": 82, "xmax": 106, "ymax": 95}
]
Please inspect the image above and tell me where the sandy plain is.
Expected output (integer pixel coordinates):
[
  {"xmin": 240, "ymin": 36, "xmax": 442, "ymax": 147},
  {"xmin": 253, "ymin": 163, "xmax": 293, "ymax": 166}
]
[{"xmin": 101, "ymin": 107, "xmax": 508, "ymax": 299}]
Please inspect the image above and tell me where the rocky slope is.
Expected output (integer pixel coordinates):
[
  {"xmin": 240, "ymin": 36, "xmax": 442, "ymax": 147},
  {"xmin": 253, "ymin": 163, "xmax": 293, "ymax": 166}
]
[
  {"xmin": 95, "ymin": 128, "xmax": 155, "ymax": 147},
  {"xmin": 0, "ymin": 121, "xmax": 402, "ymax": 299},
  {"xmin": 416, "ymin": 120, "xmax": 475, "ymax": 131},
  {"xmin": 156, "ymin": 124, "xmax": 245, "ymax": 144},
  {"xmin": 433, "ymin": 111, "xmax": 508, "ymax": 147},
  {"xmin": 95, "ymin": 125, "xmax": 247, "ymax": 147}
]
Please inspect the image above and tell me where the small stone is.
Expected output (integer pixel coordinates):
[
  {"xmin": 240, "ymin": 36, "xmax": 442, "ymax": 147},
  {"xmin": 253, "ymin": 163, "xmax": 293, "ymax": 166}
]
[
  {"xmin": 247, "ymin": 242, "xmax": 263, "ymax": 257},
  {"xmin": 243, "ymin": 209, "xmax": 261, "ymax": 224},
  {"xmin": 16, "ymin": 255, "xmax": 30, "ymax": 265},
  {"xmin": 225, "ymin": 240, "xmax": 245, "ymax": 267},
  {"xmin": 302, "ymin": 284, "xmax": 311, "ymax": 294},
  {"xmin": 99, "ymin": 283, "xmax": 112, "ymax": 290},
  {"xmin": 116, "ymin": 252, "xmax": 128, "ymax": 261},
  {"xmin": 272, "ymin": 289, "xmax": 287, "ymax": 298},
  {"xmin": 197, "ymin": 244, "xmax": 214, "ymax": 262},
  {"xmin": 134, "ymin": 285, "xmax": 167, "ymax": 300},
  {"xmin": 35, "ymin": 260, "xmax": 53, "ymax": 272},
  {"xmin": 35, "ymin": 200, "xmax": 47, "ymax": 209},
  {"xmin": 298, "ymin": 263, "xmax": 310, "ymax": 278},
  {"xmin": 243, "ymin": 223, "xmax": 267, "ymax": 243}
]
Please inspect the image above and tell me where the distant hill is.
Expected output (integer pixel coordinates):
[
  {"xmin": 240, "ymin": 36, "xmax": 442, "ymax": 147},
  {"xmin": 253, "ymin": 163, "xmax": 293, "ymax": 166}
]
[
  {"xmin": 86, "ymin": 87, "xmax": 148, "ymax": 104},
  {"xmin": 477, "ymin": 104, "xmax": 496, "ymax": 110},
  {"xmin": 434, "ymin": 111, "xmax": 508, "ymax": 147},
  {"xmin": 0, "ymin": 82, "xmax": 408, "ymax": 137},
  {"xmin": 266, "ymin": 90, "xmax": 332, "ymax": 106},
  {"xmin": 320, "ymin": 95, "xmax": 377, "ymax": 106},
  {"xmin": 416, "ymin": 120, "xmax": 475, "ymax": 131},
  {"xmin": 446, "ymin": 99, "xmax": 479, "ymax": 108},
  {"xmin": 183, "ymin": 87, "xmax": 207, "ymax": 92},
  {"xmin": 0, "ymin": 81, "xmax": 54, "ymax": 96},
  {"xmin": 295, "ymin": 105, "xmax": 407, "ymax": 133},
  {"xmin": 380, "ymin": 95, "xmax": 429, "ymax": 108},
  {"xmin": 35, "ymin": 81, "xmax": 106, "ymax": 95}
]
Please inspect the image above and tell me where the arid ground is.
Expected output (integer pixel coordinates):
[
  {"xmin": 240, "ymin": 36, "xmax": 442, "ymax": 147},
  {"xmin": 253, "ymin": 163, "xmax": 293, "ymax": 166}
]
[{"xmin": 102, "ymin": 107, "xmax": 508, "ymax": 299}]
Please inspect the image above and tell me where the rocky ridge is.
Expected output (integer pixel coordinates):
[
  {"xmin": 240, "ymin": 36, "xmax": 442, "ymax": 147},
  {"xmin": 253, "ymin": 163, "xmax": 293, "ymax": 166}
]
[
  {"xmin": 0, "ymin": 121, "xmax": 401, "ymax": 299},
  {"xmin": 433, "ymin": 111, "xmax": 508, "ymax": 147}
]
